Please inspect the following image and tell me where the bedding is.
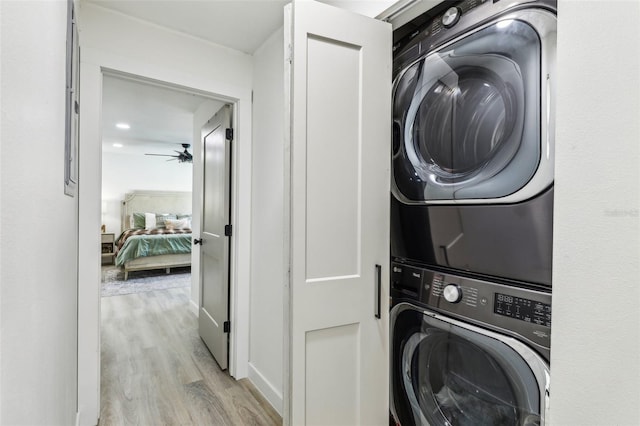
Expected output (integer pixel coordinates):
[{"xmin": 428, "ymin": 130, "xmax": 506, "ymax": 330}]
[
  {"xmin": 144, "ymin": 213, "xmax": 157, "ymax": 230},
  {"xmin": 129, "ymin": 212, "xmax": 181, "ymax": 229},
  {"xmin": 119, "ymin": 191, "xmax": 193, "ymax": 279},
  {"xmin": 115, "ymin": 228, "xmax": 192, "ymax": 267},
  {"xmin": 154, "ymin": 213, "xmax": 177, "ymax": 228},
  {"xmin": 164, "ymin": 218, "xmax": 190, "ymax": 230},
  {"xmin": 131, "ymin": 212, "xmax": 146, "ymax": 228}
]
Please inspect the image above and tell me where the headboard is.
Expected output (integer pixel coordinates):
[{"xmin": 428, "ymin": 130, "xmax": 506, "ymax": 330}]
[{"xmin": 121, "ymin": 190, "xmax": 192, "ymax": 231}]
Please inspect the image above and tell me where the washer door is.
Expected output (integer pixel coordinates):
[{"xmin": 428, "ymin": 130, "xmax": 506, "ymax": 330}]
[
  {"xmin": 392, "ymin": 14, "xmax": 555, "ymax": 204},
  {"xmin": 391, "ymin": 304, "xmax": 549, "ymax": 426}
]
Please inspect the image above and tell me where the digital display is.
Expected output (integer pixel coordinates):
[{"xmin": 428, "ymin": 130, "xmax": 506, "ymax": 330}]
[{"xmin": 494, "ymin": 293, "xmax": 551, "ymax": 327}]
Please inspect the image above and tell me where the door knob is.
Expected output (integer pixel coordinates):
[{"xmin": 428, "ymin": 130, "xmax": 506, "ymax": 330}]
[{"xmin": 193, "ymin": 238, "xmax": 203, "ymax": 245}]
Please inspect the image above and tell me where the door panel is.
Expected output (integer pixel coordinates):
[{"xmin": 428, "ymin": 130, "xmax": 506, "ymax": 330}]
[
  {"xmin": 287, "ymin": 1, "xmax": 391, "ymax": 424},
  {"xmin": 305, "ymin": 35, "xmax": 361, "ymax": 281},
  {"xmin": 305, "ymin": 323, "xmax": 359, "ymax": 425},
  {"xmin": 199, "ymin": 105, "xmax": 231, "ymax": 370}
]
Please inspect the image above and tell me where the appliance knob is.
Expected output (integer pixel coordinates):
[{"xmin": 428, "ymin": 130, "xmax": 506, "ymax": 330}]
[
  {"xmin": 442, "ymin": 7, "xmax": 461, "ymax": 28},
  {"xmin": 443, "ymin": 284, "xmax": 463, "ymax": 303}
]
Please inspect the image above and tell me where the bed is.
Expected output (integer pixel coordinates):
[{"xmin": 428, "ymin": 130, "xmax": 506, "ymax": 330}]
[{"xmin": 116, "ymin": 190, "xmax": 193, "ymax": 280}]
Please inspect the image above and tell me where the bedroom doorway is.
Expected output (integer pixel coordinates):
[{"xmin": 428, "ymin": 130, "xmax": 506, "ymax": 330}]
[
  {"xmin": 97, "ymin": 72, "xmax": 253, "ymax": 421},
  {"xmin": 78, "ymin": 43, "xmax": 256, "ymax": 421}
]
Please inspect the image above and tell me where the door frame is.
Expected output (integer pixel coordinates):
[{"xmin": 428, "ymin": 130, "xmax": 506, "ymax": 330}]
[{"xmin": 77, "ymin": 46, "xmax": 253, "ymax": 425}]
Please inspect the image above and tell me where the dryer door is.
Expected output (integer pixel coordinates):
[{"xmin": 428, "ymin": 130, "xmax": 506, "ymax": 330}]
[
  {"xmin": 392, "ymin": 13, "xmax": 555, "ymax": 204},
  {"xmin": 390, "ymin": 304, "xmax": 549, "ymax": 426}
]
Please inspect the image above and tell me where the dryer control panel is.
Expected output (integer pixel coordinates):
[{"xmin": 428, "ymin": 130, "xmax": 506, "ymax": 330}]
[{"xmin": 391, "ymin": 262, "xmax": 552, "ymax": 351}]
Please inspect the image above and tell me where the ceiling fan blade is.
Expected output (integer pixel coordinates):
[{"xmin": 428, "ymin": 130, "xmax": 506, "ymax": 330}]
[
  {"xmin": 146, "ymin": 148, "xmax": 191, "ymax": 163},
  {"xmin": 145, "ymin": 153, "xmax": 179, "ymax": 158}
]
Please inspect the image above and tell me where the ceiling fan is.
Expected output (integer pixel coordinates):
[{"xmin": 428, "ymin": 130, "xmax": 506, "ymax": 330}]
[{"xmin": 145, "ymin": 143, "xmax": 193, "ymax": 163}]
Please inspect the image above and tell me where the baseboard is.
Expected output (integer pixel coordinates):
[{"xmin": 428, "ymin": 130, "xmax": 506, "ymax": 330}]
[
  {"xmin": 189, "ymin": 299, "xmax": 198, "ymax": 316},
  {"xmin": 248, "ymin": 362, "xmax": 283, "ymax": 416}
]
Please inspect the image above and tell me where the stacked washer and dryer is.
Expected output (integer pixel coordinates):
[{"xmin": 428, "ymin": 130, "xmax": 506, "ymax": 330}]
[{"xmin": 390, "ymin": 1, "xmax": 556, "ymax": 425}]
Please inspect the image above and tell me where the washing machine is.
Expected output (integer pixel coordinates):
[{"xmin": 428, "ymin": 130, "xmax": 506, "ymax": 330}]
[
  {"xmin": 390, "ymin": 263, "xmax": 551, "ymax": 426},
  {"xmin": 391, "ymin": 0, "xmax": 557, "ymax": 287}
]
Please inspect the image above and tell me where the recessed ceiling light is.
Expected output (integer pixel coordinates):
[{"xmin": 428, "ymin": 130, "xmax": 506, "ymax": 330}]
[
  {"xmin": 116, "ymin": 123, "xmax": 130, "ymax": 130},
  {"xmin": 113, "ymin": 143, "xmax": 123, "ymax": 148}
]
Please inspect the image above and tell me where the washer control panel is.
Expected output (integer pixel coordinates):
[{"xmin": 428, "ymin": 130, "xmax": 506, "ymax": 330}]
[{"xmin": 391, "ymin": 262, "xmax": 552, "ymax": 350}]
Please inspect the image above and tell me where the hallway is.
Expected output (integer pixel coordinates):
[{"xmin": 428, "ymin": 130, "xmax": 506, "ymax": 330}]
[{"xmin": 100, "ymin": 288, "xmax": 281, "ymax": 425}]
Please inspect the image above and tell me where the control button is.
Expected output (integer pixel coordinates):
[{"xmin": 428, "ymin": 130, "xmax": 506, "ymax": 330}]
[
  {"xmin": 480, "ymin": 297, "xmax": 488, "ymax": 305},
  {"xmin": 442, "ymin": 7, "xmax": 461, "ymax": 28},
  {"xmin": 443, "ymin": 284, "xmax": 463, "ymax": 303}
]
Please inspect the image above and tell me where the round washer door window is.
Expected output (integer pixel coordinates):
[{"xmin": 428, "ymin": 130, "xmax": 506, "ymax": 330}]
[
  {"xmin": 392, "ymin": 20, "xmax": 542, "ymax": 202},
  {"xmin": 401, "ymin": 317, "xmax": 543, "ymax": 426}
]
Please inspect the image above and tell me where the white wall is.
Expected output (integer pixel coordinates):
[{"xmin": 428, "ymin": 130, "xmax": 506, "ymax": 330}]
[
  {"xmin": 77, "ymin": 4, "xmax": 253, "ymax": 424},
  {"xmin": 550, "ymin": 1, "xmax": 640, "ymax": 424},
  {"xmin": 0, "ymin": 1, "xmax": 79, "ymax": 424},
  {"xmin": 191, "ymin": 99, "xmax": 226, "ymax": 314},
  {"xmin": 248, "ymin": 27, "xmax": 286, "ymax": 414},
  {"xmin": 102, "ymin": 151, "xmax": 193, "ymax": 234}
]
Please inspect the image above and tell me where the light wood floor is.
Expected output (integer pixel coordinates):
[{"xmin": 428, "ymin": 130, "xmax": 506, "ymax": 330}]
[{"xmin": 100, "ymin": 287, "xmax": 282, "ymax": 425}]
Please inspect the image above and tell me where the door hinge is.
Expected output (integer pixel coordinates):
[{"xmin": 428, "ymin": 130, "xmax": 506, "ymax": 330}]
[
  {"xmin": 225, "ymin": 128, "xmax": 234, "ymax": 141},
  {"xmin": 287, "ymin": 43, "xmax": 292, "ymax": 64},
  {"xmin": 223, "ymin": 321, "xmax": 230, "ymax": 333},
  {"xmin": 224, "ymin": 224, "xmax": 232, "ymax": 236}
]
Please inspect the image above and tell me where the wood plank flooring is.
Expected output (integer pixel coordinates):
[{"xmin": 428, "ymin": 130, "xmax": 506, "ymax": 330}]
[{"xmin": 100, "ymin": 287, "xmax": 282, "ymax": 426}]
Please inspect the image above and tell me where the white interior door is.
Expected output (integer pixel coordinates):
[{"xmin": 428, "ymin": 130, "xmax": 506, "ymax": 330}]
[
  {"xmin": 286, "ymin": 1, "xmax": 392, "ymax": 424},
  {"xmin": 199, "ymin": 105, "xmax": 232, "ymax": 370}
]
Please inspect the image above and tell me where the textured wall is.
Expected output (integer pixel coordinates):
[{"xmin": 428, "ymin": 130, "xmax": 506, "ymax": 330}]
[
  {"xmin": 0, "ymin": 1, "xmax": 79, "ymax": 424},
  {"xmin": 249, "ymin": 27, "xmax": 286, "ymax": 414},
  {"xmin": 550, "ymin": 1, "xmax": 640, "ymax": 424}
]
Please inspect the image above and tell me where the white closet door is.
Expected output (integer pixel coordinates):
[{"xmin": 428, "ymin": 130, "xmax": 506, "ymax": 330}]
[{"xmin": 286, "ymin": 1, "xmax": 391, "ymax": 424}]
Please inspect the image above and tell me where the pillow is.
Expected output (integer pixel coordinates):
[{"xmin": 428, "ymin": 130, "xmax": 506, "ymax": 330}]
[
  {"xmin": 155, "ymin": 213, "xmax": 177, "ymax": 228},
  {"xmin": 145, "ymin": 212, "xmax": 157, "ymax": 230},
  {"xmin": 130, "ymin": 212, "xmax": 146, "ymax": 229},
  {"xmin": 164, "ymin": 218, "xmax": 190, "ymax": 230},
  {"xmin": 177, "ymin": 214, "xmax": 192, "ymax": 228}
]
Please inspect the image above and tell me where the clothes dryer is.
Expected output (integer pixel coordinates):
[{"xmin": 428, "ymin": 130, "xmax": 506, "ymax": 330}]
[
  {"xmin": 391, "ymin": 0, "xmax": 557, "ymax": 287},
  {"xmin": 390, "ymin": 263, "xmax": 551, "ymax": 426}
]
